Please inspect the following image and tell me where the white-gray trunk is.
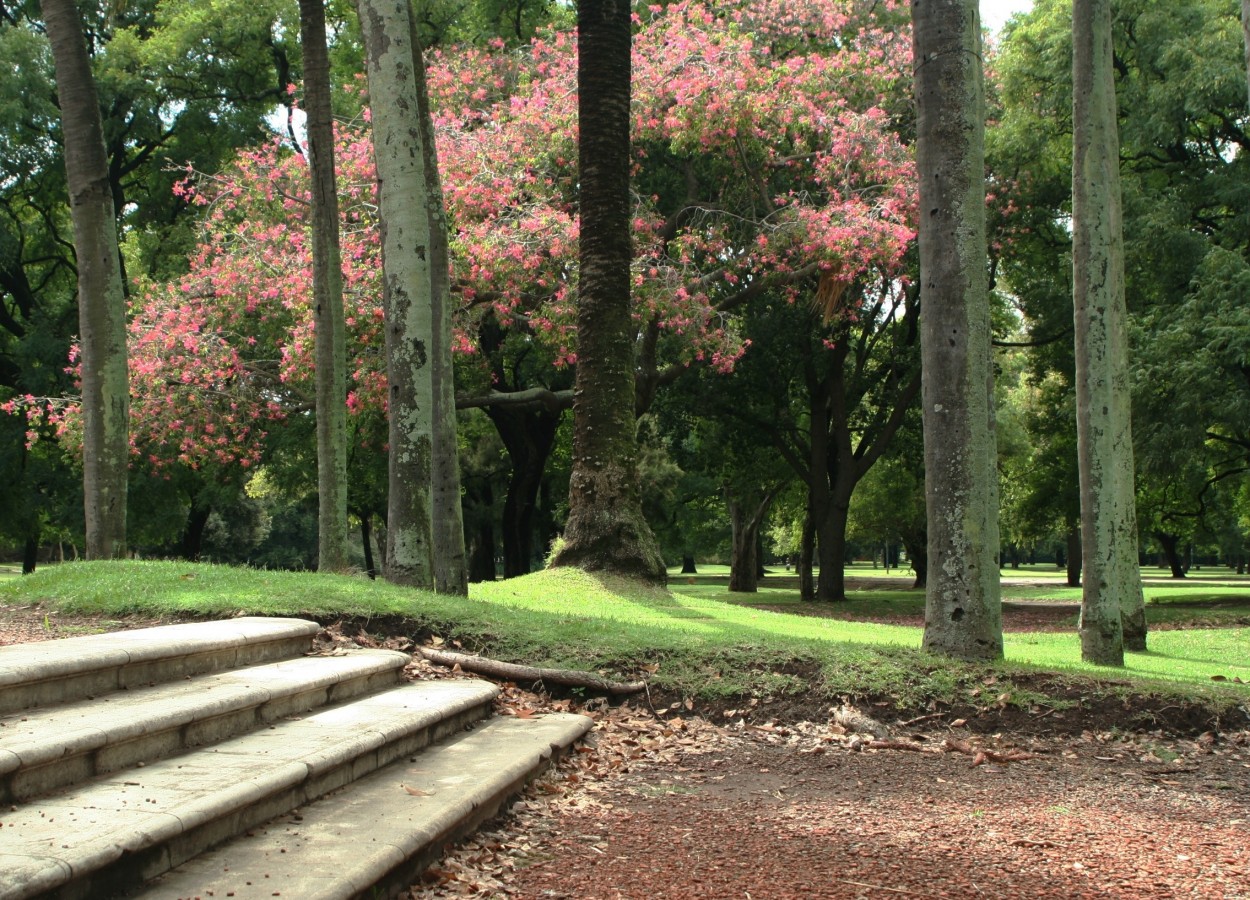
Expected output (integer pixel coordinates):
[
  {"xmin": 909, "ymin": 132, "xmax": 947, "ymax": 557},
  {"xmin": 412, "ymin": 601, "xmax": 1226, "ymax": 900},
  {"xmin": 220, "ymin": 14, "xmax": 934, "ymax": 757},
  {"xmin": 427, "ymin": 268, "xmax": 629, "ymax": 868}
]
[
  {"xmin": 42, "ymin": 0, "xmax": 129, "ymax": 560},
  {"xmin": 913, "ymin": 0, "xmax": 1003, "ymax": 660},
  {"xmin": 300, "ymin": 0, "xmax": 350, "ymax": 574},
  {"xmin": 357, "ymin": 0, "xmax": 438, "ymax": 588},
  {"xmin": 1072, "ymin": 0, "xmax": 1146, "ymax": 665}
]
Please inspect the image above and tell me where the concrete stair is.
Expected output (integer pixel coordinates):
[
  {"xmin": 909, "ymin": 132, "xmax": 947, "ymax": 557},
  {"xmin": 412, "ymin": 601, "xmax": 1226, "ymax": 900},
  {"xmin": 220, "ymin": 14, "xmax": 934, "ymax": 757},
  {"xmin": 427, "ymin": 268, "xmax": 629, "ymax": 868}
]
[{"xmin": 0, "ymin": 617, "xmax": 592, "ymax": 900}]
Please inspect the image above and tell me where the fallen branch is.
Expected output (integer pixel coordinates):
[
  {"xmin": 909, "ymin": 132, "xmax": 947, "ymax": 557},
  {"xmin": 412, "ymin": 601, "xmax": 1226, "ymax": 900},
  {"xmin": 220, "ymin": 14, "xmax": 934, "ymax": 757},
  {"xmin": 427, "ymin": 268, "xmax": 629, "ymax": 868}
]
[
  {"xmin": 866, "ymin": 739, "xmax": 934, "ymax": 753},
  {"xmin": 417, "ymin": 647, "xmax": 646, "ymax": 695},
  {"xmin": 944, "ymin": 737, "xmax": 1036, "ymax": 764}
]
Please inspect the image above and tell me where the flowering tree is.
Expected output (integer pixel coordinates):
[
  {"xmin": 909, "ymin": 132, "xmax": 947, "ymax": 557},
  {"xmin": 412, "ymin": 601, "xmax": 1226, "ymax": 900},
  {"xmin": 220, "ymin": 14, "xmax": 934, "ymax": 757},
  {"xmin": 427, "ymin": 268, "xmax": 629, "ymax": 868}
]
[{"xmin": 13, "ymin": 0, "xmax": 917, "ymax": 572}]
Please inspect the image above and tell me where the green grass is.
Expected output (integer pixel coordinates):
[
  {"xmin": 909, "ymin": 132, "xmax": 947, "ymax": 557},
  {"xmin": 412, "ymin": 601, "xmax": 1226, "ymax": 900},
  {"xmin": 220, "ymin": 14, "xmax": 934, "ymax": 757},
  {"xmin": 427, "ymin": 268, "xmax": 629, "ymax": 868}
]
[{"xmin": 2, "ymin": 560, "xmax": 1247, "ymax": 717}]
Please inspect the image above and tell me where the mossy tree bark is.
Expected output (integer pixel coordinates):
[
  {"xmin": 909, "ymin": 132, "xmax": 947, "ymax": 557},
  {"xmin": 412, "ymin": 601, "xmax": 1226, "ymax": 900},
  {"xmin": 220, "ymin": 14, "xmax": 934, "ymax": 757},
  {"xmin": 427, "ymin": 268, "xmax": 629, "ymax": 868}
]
[
  {"xmin": 549, "ymin": 0, "xmax": 665, "ymax": 583},
  {"xmin": 42, "ymin": 0, "xmax": 129, "ymax": 560},
  {"xmin": 913, "ymin": 0, "xmax": 1003, "ymax": 660},
  {"xmin": 1072, "ymin": 0, "xmax": 1147, "ymax": 663},
  {"xmin": 299, "ymin": 0, "xmax": 349, "ymax": 574},
  {"xmin": 357, "ymin": 0, "xmax": 467, "ymax": 592}
]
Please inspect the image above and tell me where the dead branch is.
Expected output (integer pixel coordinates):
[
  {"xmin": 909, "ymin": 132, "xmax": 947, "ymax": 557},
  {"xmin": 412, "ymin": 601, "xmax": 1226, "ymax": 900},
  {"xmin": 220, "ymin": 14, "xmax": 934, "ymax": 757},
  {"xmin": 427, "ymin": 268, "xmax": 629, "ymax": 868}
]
[
  {"xmin": 943, "ymin": 737, "xmax": 1036, "ymax": 764},
  {"xmin": 865, "ymin": 739, "xmax": 933, "ymax": 753},
  {"xmin": 417, "ymin": 647, "xmax": 646, "ymax": 695}
]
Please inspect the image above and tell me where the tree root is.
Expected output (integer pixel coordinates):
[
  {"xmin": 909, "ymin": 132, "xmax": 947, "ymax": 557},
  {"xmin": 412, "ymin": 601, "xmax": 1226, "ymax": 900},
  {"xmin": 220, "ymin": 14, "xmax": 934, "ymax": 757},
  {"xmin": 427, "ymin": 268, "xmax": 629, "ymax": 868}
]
[
  {"xmin": 944, "ymin": 737, "xmax": 1037, "ymax": 765},
  {"xmin": 417, "ymin": 647, "xmax": 647, "ymax": 695}
]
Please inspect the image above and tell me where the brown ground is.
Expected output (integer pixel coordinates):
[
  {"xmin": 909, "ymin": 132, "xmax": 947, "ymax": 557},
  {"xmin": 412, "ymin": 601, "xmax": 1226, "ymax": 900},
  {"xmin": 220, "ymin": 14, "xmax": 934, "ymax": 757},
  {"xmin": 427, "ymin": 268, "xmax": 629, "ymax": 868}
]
[{"xmin": 3, "ymin": 604, "xmax": 1249, "ymax": 899}]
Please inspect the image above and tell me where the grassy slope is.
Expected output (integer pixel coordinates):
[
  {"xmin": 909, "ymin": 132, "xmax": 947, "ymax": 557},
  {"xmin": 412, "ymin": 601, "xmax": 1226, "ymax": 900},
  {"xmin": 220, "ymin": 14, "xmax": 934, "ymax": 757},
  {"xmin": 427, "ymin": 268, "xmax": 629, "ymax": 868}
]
[{"xmin": 2, "ymin": 561, "xmax": 1247, "ymax": 718}]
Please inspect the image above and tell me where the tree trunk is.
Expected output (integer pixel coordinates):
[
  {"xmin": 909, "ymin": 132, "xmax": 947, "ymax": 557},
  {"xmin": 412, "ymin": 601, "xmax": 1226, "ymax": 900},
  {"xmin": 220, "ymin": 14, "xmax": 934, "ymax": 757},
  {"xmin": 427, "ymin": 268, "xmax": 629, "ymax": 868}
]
[
  {"xmin": 680, "ymin": 555, "xmax": 697, "ymax": 574},
  {"xmin": 357, "ymin": 0, "xmax": 466, "ymax": 592},
  {"xmin": 22, "ymin": 535, "xmax": 38, "ymax": 575},
  {"xmin": 1155, "ymin": 532, "xmax": 1187, "ymax": 579},
  {"xmin": 913, "ymin": 0, "xmax": 1003, "ymax": 660},
  {"xmin": 300, "ymin": 0, "xmax": 350, "ymax": 574},
  {"xmin": 1072, "ymin": 0, "xmax": 1146, "ymax": 663},
  {"xmin": 549, "ymin": 0, "xmax": 665, "ymax": 582},
  {"xmin": 727, "ymin": 488, "xmax": 777, "ymax": 593},
  {"xmin": 815, "ymin": 498, "xmax": 852, "ymax": 601},
  {"xmin": 1242, "ymin": 0, "xmax": 1250, "ymax": 111},
  {"xmin": 467, "ymin": 519, "xmax": 497, "ymax": 582},
  {"xmin": 1066, "ymin": 526, "xmax": 1082, "ymax": 588},
  {"xmin": 42, "ymin": 0, "xmax": 129, "ymax": 560},
  {"xmin": 799, "ymin": 505, "xmax": 816, "ymax": 601},
  {"xmin": 488, "ymin": 406, "xmax": 561, "ymax": 577},
  {"xmin": 904, "ymin": 532, "xmax": 928, "ymax": 589},
  {"xmin": 358, "ymin": 512, "xmax": 377, "ymax": 579},
  {"xmin": 180, "ymin": 501, "xmax": 212, "ymax": 562}
]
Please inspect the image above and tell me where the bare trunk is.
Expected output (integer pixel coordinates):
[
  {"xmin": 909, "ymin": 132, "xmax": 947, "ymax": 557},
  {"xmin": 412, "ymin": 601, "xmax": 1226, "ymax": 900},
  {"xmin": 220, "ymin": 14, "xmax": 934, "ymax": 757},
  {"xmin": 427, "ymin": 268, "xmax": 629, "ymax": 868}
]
[
  {"xmin": 42, "ymin": 0, "xmax": 129, "ymax": 559},
  {"xmin": 488, "ymin": 406, "xmax": 561, "ymax": 577},
  {"xmin": 727, "ymin": 488, "xmax": 777, "ymax": 593},
  {"xmin": 1155, "ymin": 532, "xmax": 1186, "ymax": 579},
  {"xmin": 799, "ymin": 505, "xmax": 816, "ymax": 600},
  {"xmin": 357, "ymin": 0, "xmax": 466, "ymax": 592},
  {"xmin": 680, "ymin": 555, "xmax": 697, "ymax": 574},
  {"xmin": 1242, "ymin": 0, "xmax": 1250, "ymax": 111},
  {"xmin": 913, "ymin": 0, "xmax": 1003, "ymax": 660},
  {"xmin": 1073, "ymin": 0, "xmax": 1146, "ymax": 663},
  {"xmin": 358, "ymin": 512, "xmax": 377, "ymax": 579},
  {"xmin": 549, "ymin": 0, "xmax": 665, "ymax": 582},
  {"xmin": 300, "ymin": 0, "xmax": 350, "ymax": 574}
]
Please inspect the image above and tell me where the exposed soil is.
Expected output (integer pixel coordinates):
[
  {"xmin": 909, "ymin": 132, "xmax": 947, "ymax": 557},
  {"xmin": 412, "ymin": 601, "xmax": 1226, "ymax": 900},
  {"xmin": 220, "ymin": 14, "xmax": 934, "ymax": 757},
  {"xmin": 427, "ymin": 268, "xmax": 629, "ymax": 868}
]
[{"xmin": 4, "ymin": 604, "xmax": 1249, "ymax": 898}]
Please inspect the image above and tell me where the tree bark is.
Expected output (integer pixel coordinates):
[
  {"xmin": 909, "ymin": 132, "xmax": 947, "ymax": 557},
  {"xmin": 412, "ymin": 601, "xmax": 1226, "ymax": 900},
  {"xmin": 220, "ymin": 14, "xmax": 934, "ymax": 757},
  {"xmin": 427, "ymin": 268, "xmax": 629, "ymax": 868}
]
[
  {"xmin": 357, "ymin": 0, "xmax": 466, "ymax": 592},
  {"xmin": 680, "ymin": 555, "xmax": 697, "ymax": 574},
  {"xmin": 1072, "ymin": 0, "xmax": 1147, "ymax": 663},
  {"xmin": 1155, "ymin": 531, "xmax": 1187, "ymax": 579},
  {"xmin": 487, "ymin": 405, "xmax": 561, "ymax": 577},
  {"xmin": 300, "ymin": 0, "xmax": 350, "ymax": 574},
  {"xmin": 42, "ymin": 0, "xmax": 129, "ymax": 560},
  {"xmin": 727, "ymin": 487, "xmax": 778, "ymax": 593},
  {"xmin": 1242, "ymin": 0, "xmax": 1250, "ymax": 112},
  {"xmin": 913, "ymin": 0, "xmax": 1003, "ymax": 660},
  {"xmin": 22, "ymin": 535, "xmax": 37, "ymax": 575},
  {"xmin": 1066, "ymin": 526, "xmax": 1082, "ymax": 588},
  {"xmin": 358, "ymin": 511, "xmax": 377, "ymax": 579},
  {"xmin": 549, "ymin": 0, "xmax": 665, "ymax": 582},
  {"xmin": 799, "ymin": 505, "xmax": 816, "ymax": 600}
]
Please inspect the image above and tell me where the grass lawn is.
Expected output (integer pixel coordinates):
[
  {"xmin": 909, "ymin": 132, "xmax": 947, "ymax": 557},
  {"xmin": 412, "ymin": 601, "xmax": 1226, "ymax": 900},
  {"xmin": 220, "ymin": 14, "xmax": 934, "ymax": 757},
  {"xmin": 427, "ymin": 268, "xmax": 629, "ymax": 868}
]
[{"xmin": 2, "ymin": 560, "xmax": 1247, "ymax": 724}]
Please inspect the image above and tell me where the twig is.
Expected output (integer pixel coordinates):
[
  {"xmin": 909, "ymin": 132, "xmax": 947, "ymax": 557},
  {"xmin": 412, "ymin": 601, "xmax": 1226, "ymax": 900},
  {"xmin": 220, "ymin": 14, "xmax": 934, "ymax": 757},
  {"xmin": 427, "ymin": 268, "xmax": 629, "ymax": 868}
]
[
  {"xmin": 417, "ymin": 647, "xmax": 646, "ymax": 695},
  {"xmin": 899, "ymin": 711, "xmax": 947, "ymax": 727},
  {"xmin": 834, "ymin": 879, "xmax": 929, "ymax": 896}
]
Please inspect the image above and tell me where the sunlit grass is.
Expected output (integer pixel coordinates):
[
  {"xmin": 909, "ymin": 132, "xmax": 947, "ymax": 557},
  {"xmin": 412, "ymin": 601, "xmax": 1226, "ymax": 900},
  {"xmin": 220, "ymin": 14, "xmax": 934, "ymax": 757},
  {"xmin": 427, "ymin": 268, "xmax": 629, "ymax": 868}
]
[{"xmin": 2, "ymin": 560, "xmax": 1246, "ymax": 711}]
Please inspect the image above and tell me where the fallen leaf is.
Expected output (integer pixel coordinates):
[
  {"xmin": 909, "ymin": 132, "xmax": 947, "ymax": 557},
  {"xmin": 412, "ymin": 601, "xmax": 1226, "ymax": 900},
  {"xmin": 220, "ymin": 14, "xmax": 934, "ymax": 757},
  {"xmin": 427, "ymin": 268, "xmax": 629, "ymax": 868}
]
[{"xmin": 403, "ymin": 785, "xmax": 432, "ymax": 796}]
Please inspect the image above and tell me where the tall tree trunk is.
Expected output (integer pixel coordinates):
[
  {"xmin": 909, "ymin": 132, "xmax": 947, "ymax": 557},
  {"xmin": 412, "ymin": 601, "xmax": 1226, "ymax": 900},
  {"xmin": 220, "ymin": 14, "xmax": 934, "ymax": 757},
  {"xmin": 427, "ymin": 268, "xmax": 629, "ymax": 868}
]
[
  {"xmin": 300, "ymin": 0, "xmax": 350, "ymax": 574},
  {"xmin": 357, "ymin": 0, "xmax": 466, "ymax": 592},
  {"xmin": 904, "ymin": 532, "xmax": 928, "ymax": 589},
  {"xmin": 1066, "ymin": 526, "xmax": 1082, "ymax": 587},
  {"xmin": 680, "ymin": 555, "xmax": 697, "ymax": 574},
  {"xmin": 1072, "ymin": 0, "xmax": 1147, "ymax": 663},
  {"xmin": 913, "ymin": 0, "xmax": 1002, "ymax": 660},
  {"xmin": 42, "ymin": 0, "xmax": 129, "ymax": 560},
  {"xmin": 814, "ymin": 500, "xmax": 850, "ymax": 601},
  {"xmin": 180, "ymin": 501, "xmax": 212, "ymax": 562},
  {"xmin": 550, "ymin": 0, "xmax": 665, "ymax": 582},
  {"xmin": 915, "ymin": 0, "xmax": 1000, "ymax": 660}
]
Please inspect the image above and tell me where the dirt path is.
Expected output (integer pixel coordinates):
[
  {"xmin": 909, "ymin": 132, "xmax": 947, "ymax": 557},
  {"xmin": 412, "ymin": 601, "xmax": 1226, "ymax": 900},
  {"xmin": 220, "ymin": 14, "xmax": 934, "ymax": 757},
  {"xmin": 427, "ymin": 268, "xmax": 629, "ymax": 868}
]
[{"xmin": 408, "ymin": 699, "xmax": 1250, "ymax": 899}]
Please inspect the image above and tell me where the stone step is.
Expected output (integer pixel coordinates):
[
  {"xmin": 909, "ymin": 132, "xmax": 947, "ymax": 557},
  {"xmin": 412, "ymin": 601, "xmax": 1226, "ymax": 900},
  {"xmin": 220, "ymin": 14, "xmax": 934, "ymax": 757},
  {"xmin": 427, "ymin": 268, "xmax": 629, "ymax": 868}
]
[
  {"xmin": 134, "ymin": 713, "xmax": 594, "ymax": 900},
  {"xmin": 0, "ymin": 679, "xmax": 499, "ymax": 900},
  {"xmin": 0, "ymin": 618, "xmax": 323, "ymax": 714},
  {"xmin": 0, "ymin": 650, "xmax": 410, "ymax": 803}
]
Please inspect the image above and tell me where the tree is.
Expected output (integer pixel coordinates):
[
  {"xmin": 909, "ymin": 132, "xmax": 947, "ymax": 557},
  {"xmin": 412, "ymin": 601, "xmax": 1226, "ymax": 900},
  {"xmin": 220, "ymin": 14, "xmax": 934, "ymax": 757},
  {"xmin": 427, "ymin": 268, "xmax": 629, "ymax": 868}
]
[
  {"xmin": 299, "ymin": 0, "xmax": 350, "ymax": 573},
  {"xmin": 913, "ymin": 0, "xmax": 1003, "ymax": 660},
  {"xmin": 1072, "ymin": 0, "xmax": 1147, "ymax": 664},
  {"xmin": 356, "ymin": 0, "xmax": 467, "ymax": 592},
  {"xmin": 548, "ymin": 0, "xmax": 666, "ymax": 582},
  {"xmin": 41, "ymin": 0, "xmax": 129, "ymax": 559}
]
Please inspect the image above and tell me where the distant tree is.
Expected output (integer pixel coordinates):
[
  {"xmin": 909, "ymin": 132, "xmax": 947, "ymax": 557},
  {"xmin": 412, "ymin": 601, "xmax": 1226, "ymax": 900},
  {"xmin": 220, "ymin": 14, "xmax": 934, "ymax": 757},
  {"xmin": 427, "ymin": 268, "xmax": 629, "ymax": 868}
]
[
  {"xmin": 549, "ymin": 0, "xmax": 666, "ymax": 582},
  {"xmin": 40, "ymin": 0, "xmax": 130, "ymax": 559},
  {"xmin": 357, "ymin": 0, "xmax": 467, "ymax": 592},
  {"xmin": 913, "ymin": 0, "xmax": 1003, "ymax": 660}
]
